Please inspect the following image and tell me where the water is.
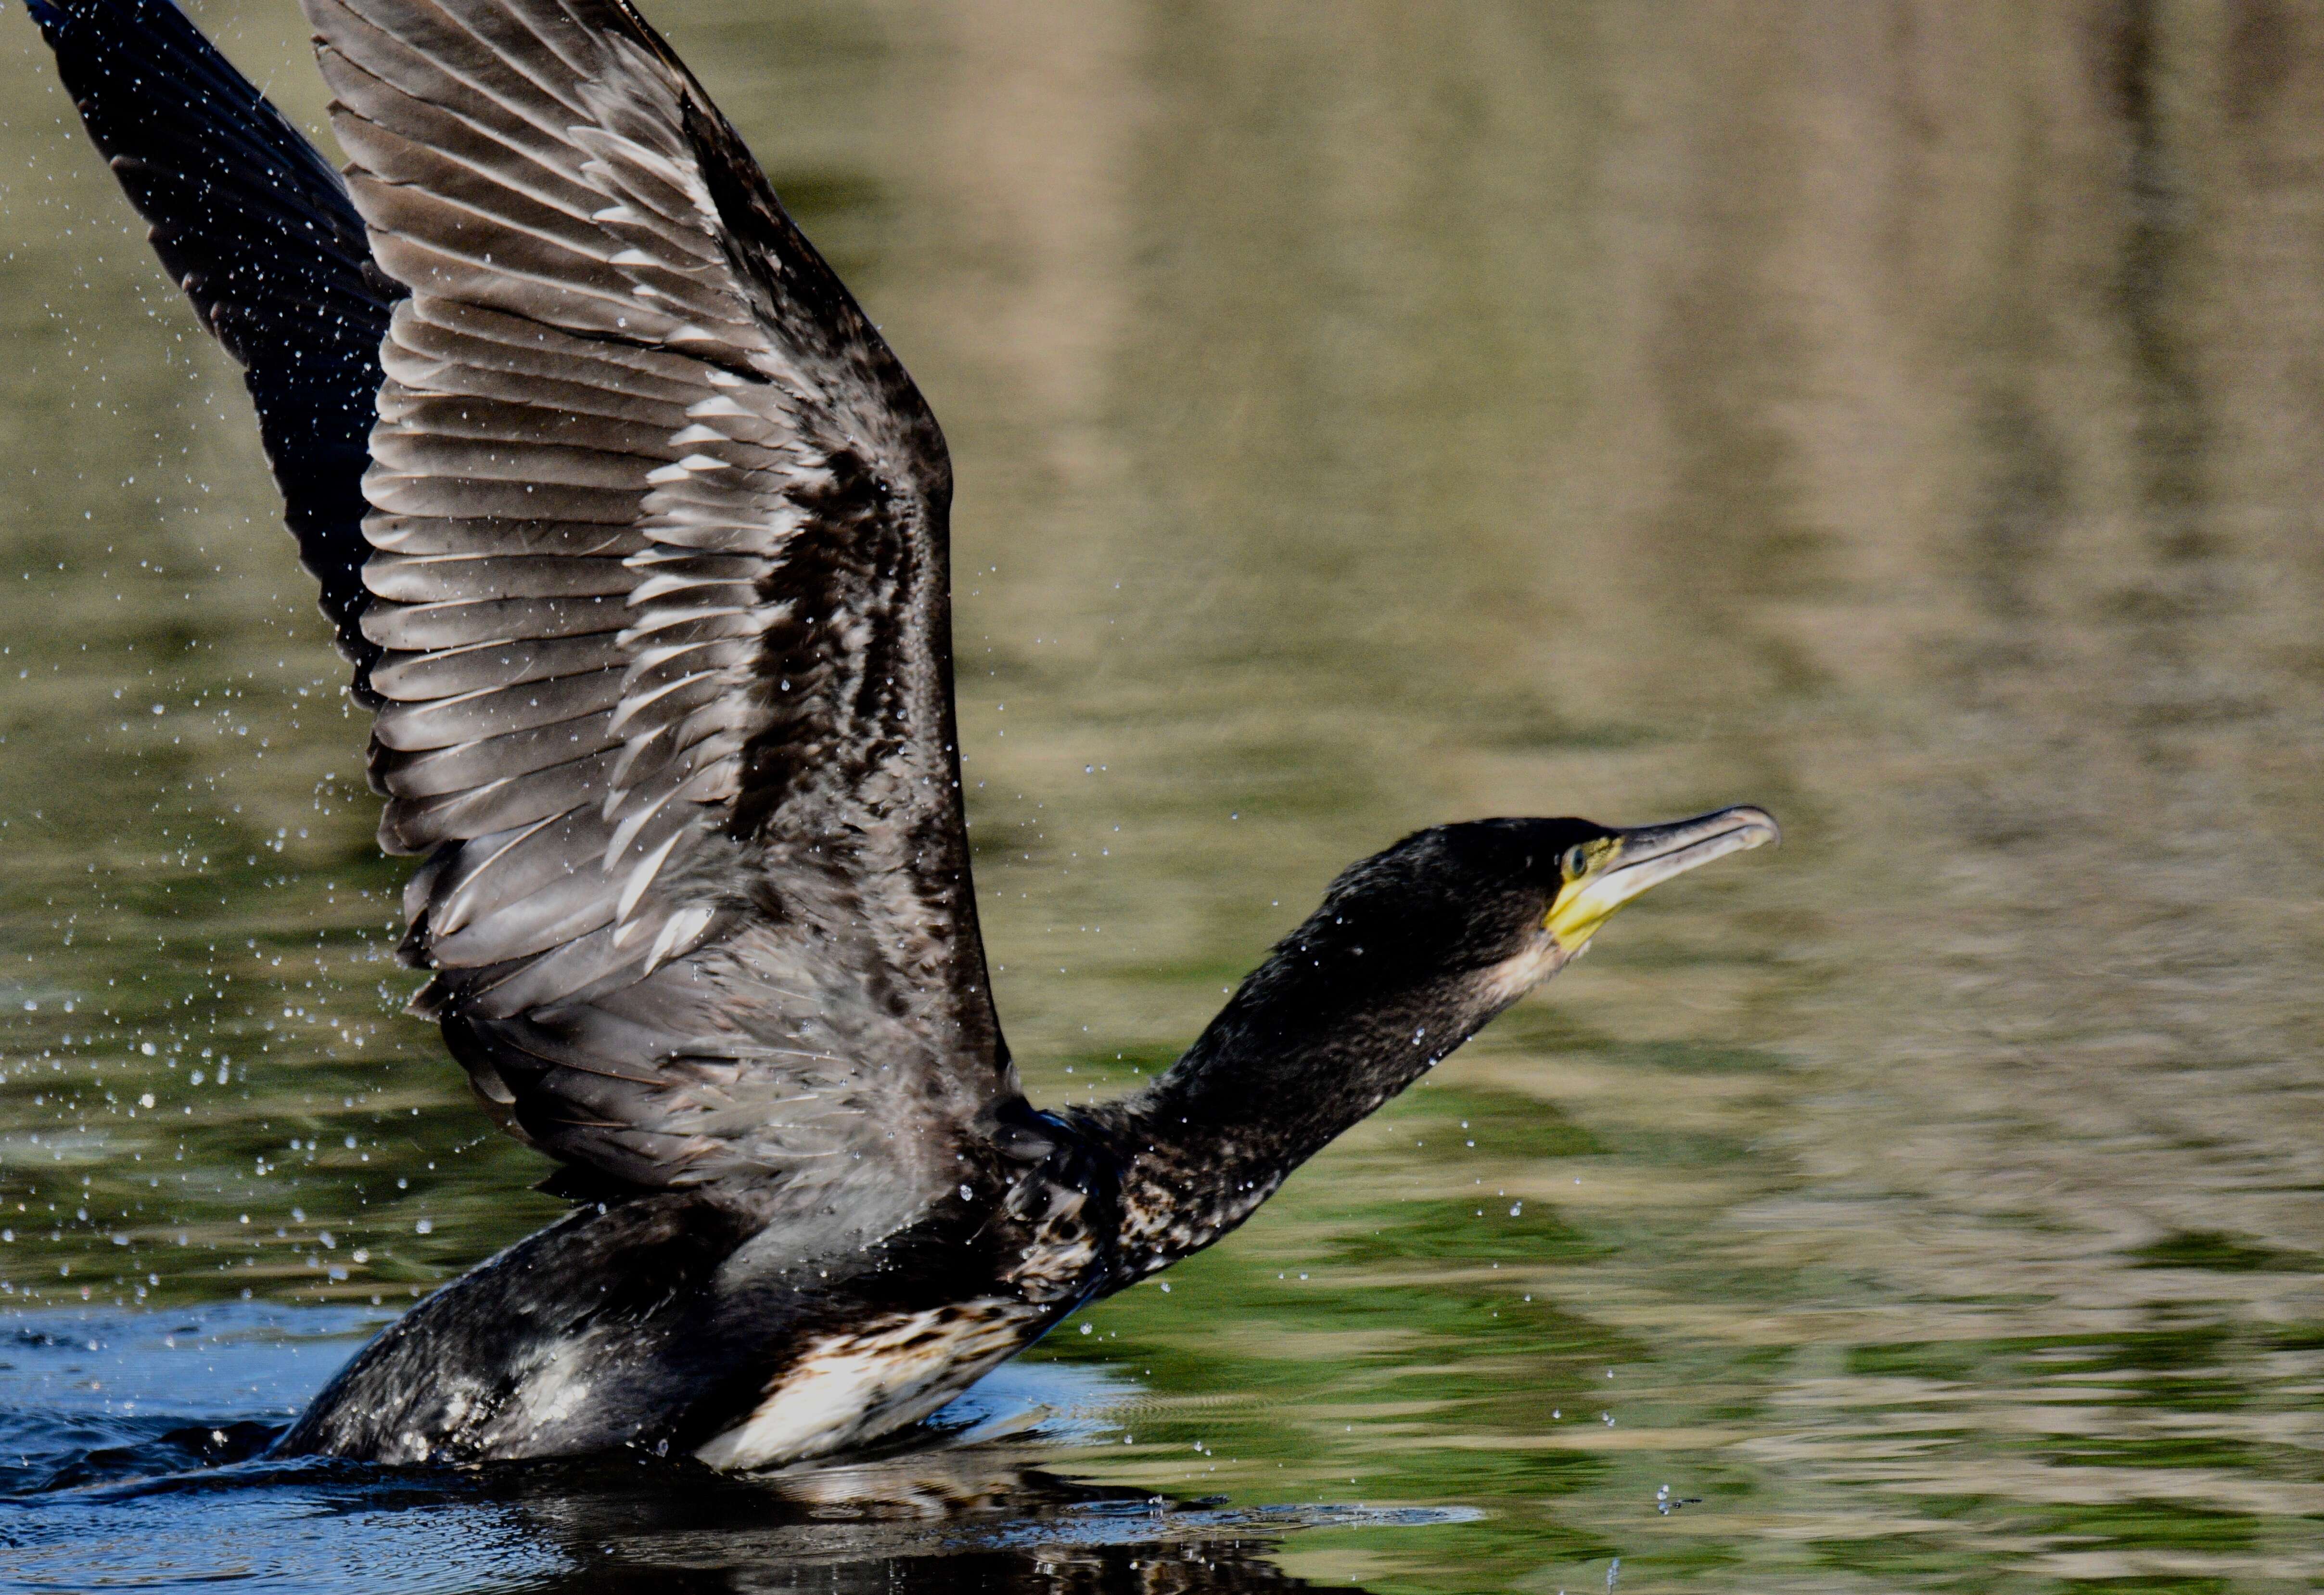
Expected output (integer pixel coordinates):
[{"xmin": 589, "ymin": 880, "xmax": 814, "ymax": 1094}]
[{"xmin": 2, "ymin": 0, "xmax": 2322, "ymax": 1589}]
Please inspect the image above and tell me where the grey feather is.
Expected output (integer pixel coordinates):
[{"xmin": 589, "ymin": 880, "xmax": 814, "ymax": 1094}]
[
  {"xmin": 430, "ymin": 859, "xmax": 623, "ymax": 966},
  {"xmin": 374, "ymin": 667, "xmax": 623, "ymax": 750},
  {"xmin": 381, "ymin": 746, "xmax": 620, "ymax": 852},
  {"xmin": 363, "ymin": 595, "xmax": 628, "ymax": 651},
  {"xmin": 369, "ymin": 516, "xmax": 650, "ymax": 559},
  {"xmin": 376, "ymin": 706, "xmax": 618, "ymax": 797}
]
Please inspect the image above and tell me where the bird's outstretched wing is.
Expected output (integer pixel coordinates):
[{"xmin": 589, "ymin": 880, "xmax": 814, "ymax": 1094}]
[
  {"xmin": 39, "ymin": 0, "xmax": 1014, "ymax": 1207},
  {"xmin": 26, "ymin": 0, "xmax": 400, "ymax": 690},
  {"xmin": 312, "ymin": 0, "xmax": 1011, "ymax": 1201}
]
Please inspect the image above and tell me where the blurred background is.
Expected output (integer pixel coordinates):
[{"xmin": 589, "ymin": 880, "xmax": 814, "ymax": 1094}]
[{"xmin": 2, "ymin": 0, "xmax": 2322, "ymax": 1589}]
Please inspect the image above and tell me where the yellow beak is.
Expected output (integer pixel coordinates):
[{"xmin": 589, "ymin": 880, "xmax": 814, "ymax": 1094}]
[{"xmin": 1545, "ymin": 806, "xmax": 1779, "ymax": 951}]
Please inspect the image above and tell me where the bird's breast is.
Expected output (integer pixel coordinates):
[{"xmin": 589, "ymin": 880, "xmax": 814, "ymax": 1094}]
[
  {"xmin": 690, "ymin": 1296, "xmax": 1047, "ymax": 1471},
  {"xmin": 687, "ymin": 1148, "xmax": 1119, "ymax": 1471}
]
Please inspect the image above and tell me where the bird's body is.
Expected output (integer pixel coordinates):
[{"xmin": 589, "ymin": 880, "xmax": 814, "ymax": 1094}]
[
  {"xmin": 25, "ymin": 0, "xmax": 1777, "ymax": 1471},
  {"xmin": 276, "ymin": 1111, "xmax": 1111, "ymax": 1467}
]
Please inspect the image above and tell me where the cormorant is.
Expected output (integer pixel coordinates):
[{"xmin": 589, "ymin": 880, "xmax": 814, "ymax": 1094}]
[{"xmin": 24, "ymin": 0, "xmax": 1777, "ymax": 1471}]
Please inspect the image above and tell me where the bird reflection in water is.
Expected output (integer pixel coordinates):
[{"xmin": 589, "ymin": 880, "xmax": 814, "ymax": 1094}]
[
  {"xmin": 50, "ymin": 1420, "xmax": 1397, "ymax": 1593},
  {"xmin": 498, "ymin": 1444, "xmax": 1402, "ymax": 1593}
]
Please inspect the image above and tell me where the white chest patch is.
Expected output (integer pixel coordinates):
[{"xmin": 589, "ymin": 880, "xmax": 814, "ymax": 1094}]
[
  {"xmin": 691, "ymin": 1299, "xmax": 1047, "ymax": 1472},
  {"xmin": 1476, "ymin": 933, "xmax": 1573, "ymax": 1009}
]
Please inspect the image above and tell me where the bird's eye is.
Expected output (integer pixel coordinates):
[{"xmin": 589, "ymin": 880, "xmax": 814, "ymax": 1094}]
[{"xmin": 1561, "ymin": 845, "xmax": 1589, "ymax": 880}]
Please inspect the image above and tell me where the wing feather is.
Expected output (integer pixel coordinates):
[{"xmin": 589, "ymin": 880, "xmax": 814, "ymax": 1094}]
[
  {"xmin": 297, "ymin": 0, "xmax": 1009, "ymax": 1202},
  {"xmin": 368, "ymin": 516, "xmax": 651, "ymax": 558},
  {"xmin": 370, "ymin": 669, "xmax": 626, "ymax": 751},
  {"xmin": 362, "ymin": 594, "xmax": 631, "ymax": 650},
  {"xmin": 382, "ymin": 745, "xmax": 622, "ymax": 853},
  {"xmin": 378, "ymin": 708, "xmax": 620, "ymax": 798},
  {"xmin": 365, "ymin": 554, "xmax": 639, "ymax": 603}
]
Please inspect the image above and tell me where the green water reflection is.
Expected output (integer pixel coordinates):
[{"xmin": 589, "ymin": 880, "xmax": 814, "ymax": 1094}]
[{"xmin": 4, "ymin": 0, "xmax": 2324, "ymax": 1589}]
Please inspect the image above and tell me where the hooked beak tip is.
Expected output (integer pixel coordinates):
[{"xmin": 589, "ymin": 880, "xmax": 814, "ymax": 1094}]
[
  {"xmin": 1725, "ymin": 806, "xmax": 1780, "ymax": 849},
  {"xmin": 1545, "ymin": 803, "xmax": 1780, "ymax": 950}
]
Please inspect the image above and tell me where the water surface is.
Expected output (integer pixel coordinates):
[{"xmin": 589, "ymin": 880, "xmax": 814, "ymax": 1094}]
[{"xmin": 2, "ymin": 0, "xmax": 2322, "ymax": 1589}]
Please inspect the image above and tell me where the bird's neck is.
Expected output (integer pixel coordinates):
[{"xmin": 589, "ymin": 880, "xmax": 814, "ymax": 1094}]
[{"xmin": 1073, "ymin": 954, "xmax": 1518, "ymax": 1289}]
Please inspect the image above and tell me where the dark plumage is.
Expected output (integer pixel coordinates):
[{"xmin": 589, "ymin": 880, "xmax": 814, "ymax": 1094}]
[
  {"xmin": 27, "ymin": 0, "xmax": 1778, "ymax": 1471},
  {"xmin": 23, "ymin": 0, "xmax": 398, "ymax": 689}
]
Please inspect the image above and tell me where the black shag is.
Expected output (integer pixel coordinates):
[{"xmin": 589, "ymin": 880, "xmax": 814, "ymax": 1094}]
[{"xmin": 26, "ymin": 0, "xmax": 1777, "ymax": 1470}]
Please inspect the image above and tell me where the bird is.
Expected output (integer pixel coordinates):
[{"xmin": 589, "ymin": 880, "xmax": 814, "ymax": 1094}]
[{"xmin": 25, "ymin": 0, "xmax": 1777, "ymax": 1471}]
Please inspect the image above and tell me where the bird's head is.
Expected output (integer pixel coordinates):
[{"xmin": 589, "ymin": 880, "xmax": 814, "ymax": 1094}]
[
  {"xmin": 1275, "ymin": 805, "xmax": 1780, "ymax": 1021},
  {"xmin": 1126, "ymin": 803, "xmax": 1781, "ymax": 1239}
]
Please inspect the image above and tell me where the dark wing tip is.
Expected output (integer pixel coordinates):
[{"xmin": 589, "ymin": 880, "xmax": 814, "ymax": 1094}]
[{"xmin": 27, "ymin": 0, "xmax": 401, "ymax": 703}]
